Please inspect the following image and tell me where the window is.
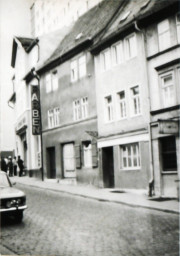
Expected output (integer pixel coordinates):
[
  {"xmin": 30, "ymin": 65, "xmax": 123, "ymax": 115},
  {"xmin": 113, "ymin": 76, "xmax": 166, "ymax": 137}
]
[
  {"xmin": 71, "ymin": 55, "xmax": 86, "ymax": 82},
  {"xmin": 46, "ymin": 74, "xmax": 51, "ymax": 93},
  {"xmin": 73, "ymin": 99, "xmax": 81, "ymax": 121},
  {"xmin": 117, "ymin": 91, "xmax": 126, "ymax": 119},
  {"xmin": 131, "ymin": 86, "xmax": 141, "ymax": 115},
  {"xmin": 73, "ymin": 97, "xmax": 88, "ymax": 121},
  {"xmin": 160, "ymin": 136, "xmax": 177, "ymax": 172},
  {"xmin": 125, "ymin": 34, "xmax": 137, "ymax": 59},
  {"xmin": 48, "ymin": 107, "xmax": 60, "ymax": 128},
  {"xmin": 81, "ymin": 97, "xmax": 88, "ymax": 119},
  {"xmin": 71, "ymin": 60, "xmax": 78, "ymax": 82},
  {"xmin": 105, "ymin": 96, "xmax": 113, "ymax": 122},
  {"xmin": 101, "ymin": 49, "xmax": 111, "ymax": 71},
  {"xmin": 79, "ymin": 55, "xmax": 86, "ymax": 78},
  {"xmin": 176, "ymin": 12, "xmax": 180, "ymax": 43},
  {"xmin": 157, "ymin": 19, "xmax": 170, "ymax": 51},
  {"xmin": 83, "ymin": 142, "xmax": 92, "ymax": 168},
  {"xmin": 160, "ymin": 72, "xmax": 175, "ymax": 107},
  {"xmin": 54, "ymin": 107, "xmax": 60, "ymax": 127},
  {"xmin": 52, "ymin": 72, "xmax": 58, "ymax": 91},
  {"xmin": 121, "ymin": 143, "xmax": 140, "ymax": 169},
  {"xmin": 46, "ymin": 72, "xmax": 58, "ymax": 93},
  {"xmin": 112, "ymin": 41, "xmax": 123, "ymax": 65},
  {"xmin": 48, "ymin": 109, "xmax": 54, "ymax": 128}
]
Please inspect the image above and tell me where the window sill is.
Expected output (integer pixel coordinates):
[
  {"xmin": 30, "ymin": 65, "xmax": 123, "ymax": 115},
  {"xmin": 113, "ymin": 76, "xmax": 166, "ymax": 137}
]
[
  {"xmin": 161, "ymin": 171, "xmax": 177, "ymax": 175},
  {"xmin": 120, "ymin": 168, "xmax": 141, "ymax": 171}
]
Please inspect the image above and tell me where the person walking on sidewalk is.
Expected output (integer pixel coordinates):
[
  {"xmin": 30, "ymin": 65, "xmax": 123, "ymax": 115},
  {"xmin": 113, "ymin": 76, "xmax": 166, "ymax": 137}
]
[
  {"xmin": 12, "ymin": 156, "xmax": 18, "ymax": 176},
  {"xmin": 18, "ymin": 156, "xmax": 24, "ymax": 177},
  {"xmin": 8, "ymin": 156, "xmax": 13, "ymax": 177}
]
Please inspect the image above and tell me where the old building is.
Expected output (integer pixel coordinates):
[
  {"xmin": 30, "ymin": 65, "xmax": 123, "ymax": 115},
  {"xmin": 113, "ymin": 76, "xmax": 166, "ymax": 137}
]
[
  {"xmin": 91, "ymin": 0, "xmax": 151, "ymax": 191},
  {"xmin": 37, "ymin": 0, "xmax": 125, "ymax": 185},
  {"xmin": 144, "ymin": 0, "xmax": 180, "ymax": 197}
]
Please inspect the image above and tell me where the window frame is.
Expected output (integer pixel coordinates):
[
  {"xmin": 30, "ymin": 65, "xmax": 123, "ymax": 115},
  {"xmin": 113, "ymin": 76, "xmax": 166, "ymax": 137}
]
[
  {"xmin": 45, "ymin": 73, "xmax": 52, "ymax": 93},
  {"xmin": 52, "ymin": 71, "xmax": 58, "ymax": 91},
  {"xmin": 78, "ymin": 55, "xmax": 87, "ymax": 78},
  {"xmin": 157, "ymin": 19, "xmax": 171, "ymax": 51},
  {"xmin": 120, "ymin": 143, "xmax": 141, "ymax": 170},
  {"xmin": 100, "ymin": 48, "xmax": 111, "ymax": 72},
  {"xmin": 125, "ymin": 33, "xmax": 137, "ymax": 60},
  {"xmin": 111, "ymin": 41, "xmax": 124, "ymax": 66},
  {"xmin": 70, "ymin": 59, "xmax": 78, "ymax": 82},
  {"xmin": 81, "ymin": 97, "xmax": 88, "ymax": 119},
  {"xmin": 82, "ymin": 141, "xmax": 93, "ymax": 168},
  {"xmin": 54, "ymin": 107, "xmax": 60, "ymax": 127},
  {"xmin": 130, "ymin": 85, "xmax": 141, "ymax": 116},
  {"xmin": 117, "ymin": 90, "xmax": 127, "ymax": 120},
  {"xmin": 47, "ymin": 109, "xmax": 54, "ymax": 128},
  {"xmin": 104, "ymin": 95, "xmax": 114, "ymax": 123},
  {"xmin": 176, "ymin": 12, "xmax": 180, "ymax": 43}
]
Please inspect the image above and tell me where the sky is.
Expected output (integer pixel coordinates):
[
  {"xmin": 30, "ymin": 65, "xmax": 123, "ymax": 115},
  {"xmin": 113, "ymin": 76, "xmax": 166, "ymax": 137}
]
[{"xmin": 0, "ymin": 0, "xmax": 32, "ymax": 152}]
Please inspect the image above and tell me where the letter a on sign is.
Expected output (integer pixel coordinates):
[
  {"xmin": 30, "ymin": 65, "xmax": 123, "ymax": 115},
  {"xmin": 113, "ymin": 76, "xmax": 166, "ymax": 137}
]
[{"xmin": 31, "ymin": 85, "xmax": 41, "ymax": 135}]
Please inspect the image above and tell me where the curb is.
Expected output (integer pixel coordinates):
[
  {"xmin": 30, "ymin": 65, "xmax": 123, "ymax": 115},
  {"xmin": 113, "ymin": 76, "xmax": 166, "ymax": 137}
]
[{"xmin": 16, "ymin": 181, "xmax": 179, "ymax": 215}]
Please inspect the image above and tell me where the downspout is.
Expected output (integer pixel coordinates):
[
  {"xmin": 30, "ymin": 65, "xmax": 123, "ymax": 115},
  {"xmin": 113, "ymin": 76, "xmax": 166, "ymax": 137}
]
[{"xmin": 134, "ymin": 20, "xmax": 154, "ymax": 196}]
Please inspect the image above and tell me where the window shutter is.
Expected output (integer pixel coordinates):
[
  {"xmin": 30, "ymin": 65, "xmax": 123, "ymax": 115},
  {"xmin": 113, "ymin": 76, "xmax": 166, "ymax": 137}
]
[
  {"xmin": 92, "ymin": 141, "xmax": 98, "ymax": 168},
  {"xmin": 75, "ymin": 144, "xmax": 81, "ymax": 169}
]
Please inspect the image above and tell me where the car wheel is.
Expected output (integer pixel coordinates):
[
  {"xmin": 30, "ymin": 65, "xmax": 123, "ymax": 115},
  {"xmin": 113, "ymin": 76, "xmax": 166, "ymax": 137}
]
[{"xmin": 15, "ymin": 211, "xmax": 23, "ymax": 223}]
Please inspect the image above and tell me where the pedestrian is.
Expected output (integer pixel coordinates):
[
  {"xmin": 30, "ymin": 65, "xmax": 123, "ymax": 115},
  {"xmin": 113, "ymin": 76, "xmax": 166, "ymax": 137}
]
[
  {"xmin": 1, "ymin": 157, "xmax": 7, "ymax": 172},
  {"xmin": 18, "ymin": 156, "xmax": 24, "ymax": 177},
  {"xmin": 8, "ymin": 156, "xmax": 13, "ymax": 177},
  {"xmin": 12, "ymin": 156, "xmax": 18, "ymax": 176}
]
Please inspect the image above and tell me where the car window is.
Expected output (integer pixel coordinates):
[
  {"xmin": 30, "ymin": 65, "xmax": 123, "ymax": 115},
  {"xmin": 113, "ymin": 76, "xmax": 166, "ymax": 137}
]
[{"xmin": 0, "ymin": 173, "xmax": 11, "ymax": 187}]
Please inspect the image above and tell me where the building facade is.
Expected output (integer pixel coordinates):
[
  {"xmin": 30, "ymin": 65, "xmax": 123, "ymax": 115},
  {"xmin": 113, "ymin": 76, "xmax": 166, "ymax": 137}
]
[
  {"xmin": 91, "ymin": 0, "xmax": 151, "ymax": 190},
  {"xmin": 145, "ymin": 2, "xmax": 180, "ymax": 196}
]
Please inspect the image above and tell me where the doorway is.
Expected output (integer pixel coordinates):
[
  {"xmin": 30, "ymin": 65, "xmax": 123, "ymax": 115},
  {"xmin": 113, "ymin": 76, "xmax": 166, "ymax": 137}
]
[
  {"xmin": 102, "ymin": 146, "xmax": 114, "ymax": 188},
  {"xmin": 46, "ymin": 147, "xmax": 56, "ymax": 179}
]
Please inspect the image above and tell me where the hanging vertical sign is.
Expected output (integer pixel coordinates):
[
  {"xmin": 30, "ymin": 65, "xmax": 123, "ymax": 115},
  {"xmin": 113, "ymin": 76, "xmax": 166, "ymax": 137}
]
[{"xmin": 31, "ymin": 85, "xmax": 41, "ymax": 135}]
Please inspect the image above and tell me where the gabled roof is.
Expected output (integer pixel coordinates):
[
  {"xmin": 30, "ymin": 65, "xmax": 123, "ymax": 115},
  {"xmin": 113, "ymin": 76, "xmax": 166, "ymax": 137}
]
[
  {"xmin": 38, "ymin": 0, "xmax": 125, "ymax": 73},
  {"xmin": 91, "ymin": 0, "xmax": 179, "ymax": 54},
  {"xmin": 11, "ymin": 37, "xmax": 38, "ymax": 68}
]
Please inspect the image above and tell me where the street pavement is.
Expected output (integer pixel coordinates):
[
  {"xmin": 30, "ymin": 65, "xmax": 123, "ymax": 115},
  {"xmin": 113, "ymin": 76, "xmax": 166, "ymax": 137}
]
[
  {"xmin": 11, "ymin": 176, "xmax": 179, "ymax": 214},
  {"xmin": 0, "ymin": 183, "xmax": 179, "ymax": 256}
]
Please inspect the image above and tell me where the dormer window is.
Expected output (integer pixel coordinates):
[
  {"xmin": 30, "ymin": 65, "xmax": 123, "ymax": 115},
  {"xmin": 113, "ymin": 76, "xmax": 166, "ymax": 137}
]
[
  {"xmin": 119, "ymin": 11, "xmax": 131, "ymax": 23},
  {"xmin": 140, "ymin": 0, "xmax": 150, "ymax": 10}
]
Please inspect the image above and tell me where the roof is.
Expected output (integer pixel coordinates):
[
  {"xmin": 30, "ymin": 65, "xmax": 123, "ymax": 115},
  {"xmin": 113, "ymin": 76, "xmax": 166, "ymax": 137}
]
[
  {"xmin": 38, "ymin": 0, "xmax": 125, "ymax": 73},
  {"xmin": 91, "ymin": 0, "xmax": 179, "ymax": 54},
  {"xmin": 11, "ymin": 37, "xmax": 38, "ymax": 68}
]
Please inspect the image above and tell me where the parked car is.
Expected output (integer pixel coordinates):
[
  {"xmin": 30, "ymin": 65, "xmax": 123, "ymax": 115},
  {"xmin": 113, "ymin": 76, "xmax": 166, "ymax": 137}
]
[{"xmin": 0, "ymin": 171, "xmax": 27, "ymax": 222}]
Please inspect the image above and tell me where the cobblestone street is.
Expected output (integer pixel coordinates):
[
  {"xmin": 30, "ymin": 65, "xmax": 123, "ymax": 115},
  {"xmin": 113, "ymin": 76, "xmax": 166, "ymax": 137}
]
[{"xmin": 1, "ymin": 184, "xmax": 179, "ymax": 256}]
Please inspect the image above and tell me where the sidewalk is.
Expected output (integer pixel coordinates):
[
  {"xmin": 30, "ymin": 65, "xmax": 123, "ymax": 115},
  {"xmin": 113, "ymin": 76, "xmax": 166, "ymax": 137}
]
[{"xmin": 11, "ymin": 176, "xmax": 179, "ymax": 214}]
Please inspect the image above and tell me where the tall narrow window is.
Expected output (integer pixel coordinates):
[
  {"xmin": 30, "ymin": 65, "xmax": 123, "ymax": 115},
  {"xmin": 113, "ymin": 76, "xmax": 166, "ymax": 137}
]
[
  {"xmin": 46, "ymin": 74, "xmax": 52, "ymax": 93},
  {"xmin": 105, "ymin": 96, "xmax": 113, "ymax": 122},
  {"xmin": 48, "ymin": 109, "xmax": 54, "ymax": 128},
  {"xmin": 54, "ymin": 107, "xmax": 60, "ymax": 127},
  {"xmin": 101, "ymin": 49, "xmax": 111, "ymax": 71},
  {"xmin": 73, "ymin": 100, "xmax": 81, "ymax": 121},
  {"xmin": 81, "ymin": 97, "xmax": 88, "ymax": 119},
  {"xmin": 52, "ymin": 71, "xmax": 58, "ymax": 91},
  {"xmin": 71, "ymin": 60, "xmax": 78, "ymax": 82},
  {"xmin": 125, "ymin": 34, "xmax": 137, "ymax": 59},
  {"xmin": 117, "ymin": 91, "xmax": 126, "ymax": 118},
  {"xmin": 112, "ymin": 41, "xmax": 123, "ymax": 65},
  {"xmin": 161, "ymin": 72, "xmax": 175, "ymax": 107},
  {"xmin": 131, "ymin": 86, "xmax": 141, "ymax": 115},
  {"xmin": 79, "ymin": 55, "xmax": 86, "ymax": 78},
  {"xmin": 83, "ymin": 142, "xmax": 92, "ymax": 168},
  {"xmin": 157, "ymin": 19, "xmax": 170, "ymax": 51},
  {"xmin": 121, "ymin": 143, "xmax": 140, "ymax": 169},
  {"xmin": 176, "ymin": 13, "xmax": 180, "ymax": 43}
]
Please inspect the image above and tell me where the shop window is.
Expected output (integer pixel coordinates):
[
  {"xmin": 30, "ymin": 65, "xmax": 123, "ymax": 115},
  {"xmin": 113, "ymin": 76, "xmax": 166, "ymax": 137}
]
[
  {"xmin": 157, "ymin": 19, "xmax": 170, "ymax": 51},
  {"xmin": 160, "ymin": 136, "xmax": 177, "ymax": 172},
  {"xmin": 120, "ymin": 143, "xmax": 140, "ymax": 169},
  {"xmin": 131, "ymin": 86, "xmax": 141, "ymax": 116}
]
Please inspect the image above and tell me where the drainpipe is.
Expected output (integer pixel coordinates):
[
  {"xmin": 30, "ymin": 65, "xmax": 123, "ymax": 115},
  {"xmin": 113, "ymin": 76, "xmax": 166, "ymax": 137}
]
[
  {"xmin": 134, "ymin": 20, "xmax": 154, "ymax": 196},
  {"xmin": 31, "ymin": 68, "xmax": 44, "ymax": 181}
]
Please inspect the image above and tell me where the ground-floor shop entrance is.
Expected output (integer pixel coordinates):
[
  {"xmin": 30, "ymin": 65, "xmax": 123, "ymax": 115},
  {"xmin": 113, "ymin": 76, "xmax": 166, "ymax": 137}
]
[
  {"xmin": 46, "ymin": 147, "xmax": 56, "ymax": 179},
  {"xmin": 102, "ymin": 146, "xmax": 114, "ymax": 188}
]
